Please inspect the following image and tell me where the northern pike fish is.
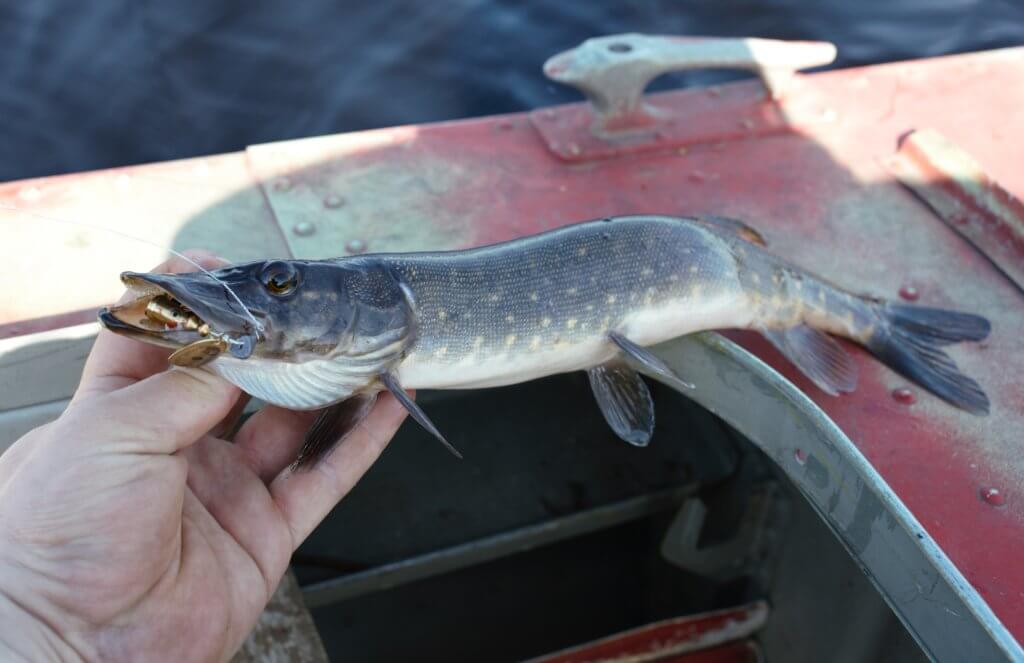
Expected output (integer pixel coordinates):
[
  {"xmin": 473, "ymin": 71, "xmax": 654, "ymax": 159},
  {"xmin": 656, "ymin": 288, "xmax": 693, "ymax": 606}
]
[{"xmin": 100, "ymin": 215, "xmax": 990, "ymax": 466}]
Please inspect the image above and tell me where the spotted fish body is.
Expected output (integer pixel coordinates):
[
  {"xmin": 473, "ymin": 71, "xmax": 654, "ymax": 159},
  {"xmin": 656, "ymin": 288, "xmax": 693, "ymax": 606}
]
[
  {"xmin": 394, "ymin": 216, "xmax": 751, "ymax": 390},
  {"xmin": 101, "ymin": 215, "xmax": 991, "ymax": 466},
  {"xmin": 391, "ymin": 216, "xmax": 895, "ymax": 396}
]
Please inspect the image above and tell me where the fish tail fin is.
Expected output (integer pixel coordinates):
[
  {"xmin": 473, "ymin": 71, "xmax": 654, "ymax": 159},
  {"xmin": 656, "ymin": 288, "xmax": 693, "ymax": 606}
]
[{"xmin": 866, "ymin": 302, "xmax": 990, "ymax": 414}]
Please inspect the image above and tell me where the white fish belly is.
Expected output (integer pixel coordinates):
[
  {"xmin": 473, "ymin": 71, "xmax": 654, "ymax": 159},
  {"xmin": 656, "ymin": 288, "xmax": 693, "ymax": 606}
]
[
  {"xmin": 618, "ymin": 291, "xmax": 753, "ymax": 346},
  {"xmin": 398, "ymin": 337, "xmax": 615, "ymax": 390},
  {"xmin": 398, "ymin": 292, "xmax": 751, "ymax": 390}
]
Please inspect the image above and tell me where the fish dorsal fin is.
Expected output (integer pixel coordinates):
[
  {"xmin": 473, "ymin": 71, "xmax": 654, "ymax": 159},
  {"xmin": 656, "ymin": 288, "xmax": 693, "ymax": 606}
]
[
  {"xmin": 293, "ymin": 393, "xmax": 378, "ymax": 470},
  {"xmin": 761, "ymin": 325, "xmax": 858, "ymax": 396},
  {"xmin": 695, "ymin": 215, "xmax": 767, "ymax": 246},
  {"xmin": 587, "ymin": 362, "xmax": 655, "ymax": 447},
  {"xmin": 609, "ymin": 332, "xmax": 695, "ymax": 392},
  {"xmin": 381, "ymin": 372, "xmax": 463, "ymax": 459}
]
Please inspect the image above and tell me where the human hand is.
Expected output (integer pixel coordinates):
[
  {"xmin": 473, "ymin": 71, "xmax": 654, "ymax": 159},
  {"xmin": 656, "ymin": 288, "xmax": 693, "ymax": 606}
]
[{"xmin": 0, "ymin": 252, "xmax": 408, "ymax": 662}]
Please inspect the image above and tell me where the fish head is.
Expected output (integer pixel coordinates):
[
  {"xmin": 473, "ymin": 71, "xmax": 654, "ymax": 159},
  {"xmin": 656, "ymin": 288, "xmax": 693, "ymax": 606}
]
[{"xmin": 99, "ymin": 258, "xmax": 414, "ymax": 380}]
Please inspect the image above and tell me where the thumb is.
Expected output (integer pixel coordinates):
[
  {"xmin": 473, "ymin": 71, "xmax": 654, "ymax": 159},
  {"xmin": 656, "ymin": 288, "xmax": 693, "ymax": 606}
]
[{"xmin": 86, "ymin": 368, "xmax": 241, "ymax": 455}]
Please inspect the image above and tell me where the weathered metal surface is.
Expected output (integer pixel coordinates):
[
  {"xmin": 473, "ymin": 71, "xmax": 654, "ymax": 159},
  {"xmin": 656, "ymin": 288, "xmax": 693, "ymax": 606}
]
[
  {"xmin": 246, "ymin": 132, "xmax": 482, "ymax": 260},
  {"xmin": 2, "ymin": 42, "xmax": 1024, "ymax": 656},
  {"xmin": 661, "ymin": 482, "xmax": 789, "ymax": 583},
  {"xmin": 302, "ymin": 484, "xmax": 693, "ymax": 609},
  {"xmin": 529, "ymin": 601, "xmax": 766, "ymax": 663},
  {"xmin": 653, "ymin": 333, "xmax": 1021, "ymax": 662},
  {"xmin": 0, "ymin": 399, "xmax": 67, "ymax": 455},
  {"xmin": 544, "ymin": 35, "xmax": 834, "ymax": 125},
  {"xmin": 528, "ymin": 80, "xmax": 788, "ymax": 162},
  {"xmin": 0, "ymin": 152, "xmax": 288, "ymax": 325},
  {"xmin": 232, "ymin": 570, "xmax": 328, "ymax": 663},
  {"xmin": 885, "ymin": 128, "xmax": 1024, "ymax": 293},
  {"xmin": 0, "ymin": 322, "xmax": 96, "ymax": 412},
  {"xmin": 532, "ymin": 35, "xmax": 835, "ymax": 161},
  {"xmin": 0, "ymin": 308, "xmax": 99, "ymax": 341}
]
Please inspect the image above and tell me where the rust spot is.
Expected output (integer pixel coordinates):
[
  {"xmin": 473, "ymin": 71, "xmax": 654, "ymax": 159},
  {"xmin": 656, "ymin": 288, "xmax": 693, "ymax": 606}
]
[
  {"xmin": 980, "ymin": 487, "xmax": 1006, "ymax": 507},
  {"xmin": 899, "ymin": 284, "xmax": 920, "ymax": 301},
  {"xmin": 892, "ymin": 387, "xmax": 916, "ymax": 405}
]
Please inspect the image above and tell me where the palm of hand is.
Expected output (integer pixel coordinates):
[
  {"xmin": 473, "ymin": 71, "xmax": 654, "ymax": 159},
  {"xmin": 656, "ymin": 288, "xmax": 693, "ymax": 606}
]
[
  {"xmin": 3, "ymin": 417, "xmax": 287, "ymax": 660},
  {"xmin": 0, "ymin": 253, "xmax": 406, "ymax": 662}
]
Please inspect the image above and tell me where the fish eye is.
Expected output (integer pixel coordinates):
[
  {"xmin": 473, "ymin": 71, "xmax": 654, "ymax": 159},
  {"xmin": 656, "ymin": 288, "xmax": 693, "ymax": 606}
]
[{"xmin": 260, "ymin": 261, "xmax": 300, "ymax": 296}]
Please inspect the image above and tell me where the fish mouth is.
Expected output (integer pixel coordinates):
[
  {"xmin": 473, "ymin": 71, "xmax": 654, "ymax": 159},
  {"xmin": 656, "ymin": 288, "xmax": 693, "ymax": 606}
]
[{"xmin": 99, "ymin": 271, "xmax": 260, "ymax": 364}]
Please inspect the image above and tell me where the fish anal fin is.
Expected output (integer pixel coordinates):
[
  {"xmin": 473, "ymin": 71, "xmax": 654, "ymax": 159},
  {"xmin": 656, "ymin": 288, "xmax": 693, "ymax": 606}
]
[
  {"xmin": 587, "ymin": 362, "xmax": 654, "ymax": 447},
  {"xmin": 292, "ymin": 393, "xmax": 378, "ymax": 470},
  {"xmin": 696, "ymin": 214, "xmax": 767, "ymax": 246},
  {"xmin": 762, "ymin": 325, "xmax": 858, "ymax": 396},
  {"xmin": 608, "ymin": 332, "xmax": 695, "ymax": 392},
  {"xmin": 381, "ymin": 372, "xmax": 463, "ymax": 459}
]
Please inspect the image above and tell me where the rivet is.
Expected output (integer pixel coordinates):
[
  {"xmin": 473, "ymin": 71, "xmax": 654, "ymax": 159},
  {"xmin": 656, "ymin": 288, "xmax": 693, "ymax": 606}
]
[
  {"xmin": 346, "ymin": 239, "xmax": 367, "ymax": 254},
  {"xmin": 898, "ymin": 285, "xmax": 919, "ymax": 301},
  {"xmin": 323, "ymin": 194, "xmax": 345, "ymax": 209},
  {"xmin": 293, "ymin": 221, "xmax": 316, "ymax": 237},
  {"xmin": 892, "ymin": 387, "xmax": 916, "ymax": 405},
  {"xmin": 980, "ymin": 487, "xmax": 1006, "ymax": 507}
]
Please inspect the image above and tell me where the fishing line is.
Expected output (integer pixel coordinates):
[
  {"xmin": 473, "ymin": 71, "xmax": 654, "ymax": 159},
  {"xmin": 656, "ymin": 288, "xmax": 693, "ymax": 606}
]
[{"xmin": 0, "ymin": 203, "xmax": 265, "ymax": 339}]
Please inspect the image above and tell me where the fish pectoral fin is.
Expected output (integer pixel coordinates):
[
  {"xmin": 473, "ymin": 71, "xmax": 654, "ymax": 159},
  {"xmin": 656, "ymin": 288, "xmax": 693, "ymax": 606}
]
[
  {"xmin": 761, "ymin": 325, "xmax": 858, "ymax": 396},
  {"xmin": 381, "ymin": 372, "xmax": 463, "ymax": 459},
  {"xmin": 588, "ymin": 362, "xmax": 655, "ymax": 447},
  {"xmin": 608, "ymin": 332, "xmax": 695, "ymax": 392},
  {"xmin": 292, "ymin": 393, "xmax": 379, "ymax": 470},
  {"xmin": 695, "ymin": 214, "xmax": 767, "ymax": 246}
]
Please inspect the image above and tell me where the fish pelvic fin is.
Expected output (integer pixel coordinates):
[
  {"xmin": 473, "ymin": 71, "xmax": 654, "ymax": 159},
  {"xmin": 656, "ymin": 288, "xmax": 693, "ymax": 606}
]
[
  {"xmin": 867, "ymin": 303, "xmax": 990, "ymax": 414},
  {"xmin": 762, "ymin": 325, "xmax": 858, "ymax": 396},
  {"xmin": 381, "ymin": 372, "xmax": 463, "ymax": 459},
  {"xmin": 292, "ymin": 393, "xmax": 379, "ymax": 470},
  {"xmin": 587, "ymin": 362, "xmax": 655, "ymax": 447},
  {"xmin": 609, "ymin": 332, "xmax": 695, "ymax": 392}
]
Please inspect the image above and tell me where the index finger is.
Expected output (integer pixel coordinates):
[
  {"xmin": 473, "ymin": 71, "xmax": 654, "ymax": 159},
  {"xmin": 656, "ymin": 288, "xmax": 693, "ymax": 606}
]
[{"xmin": 74, "ymin": 250, "xmax": 227, "ymax": 402}]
